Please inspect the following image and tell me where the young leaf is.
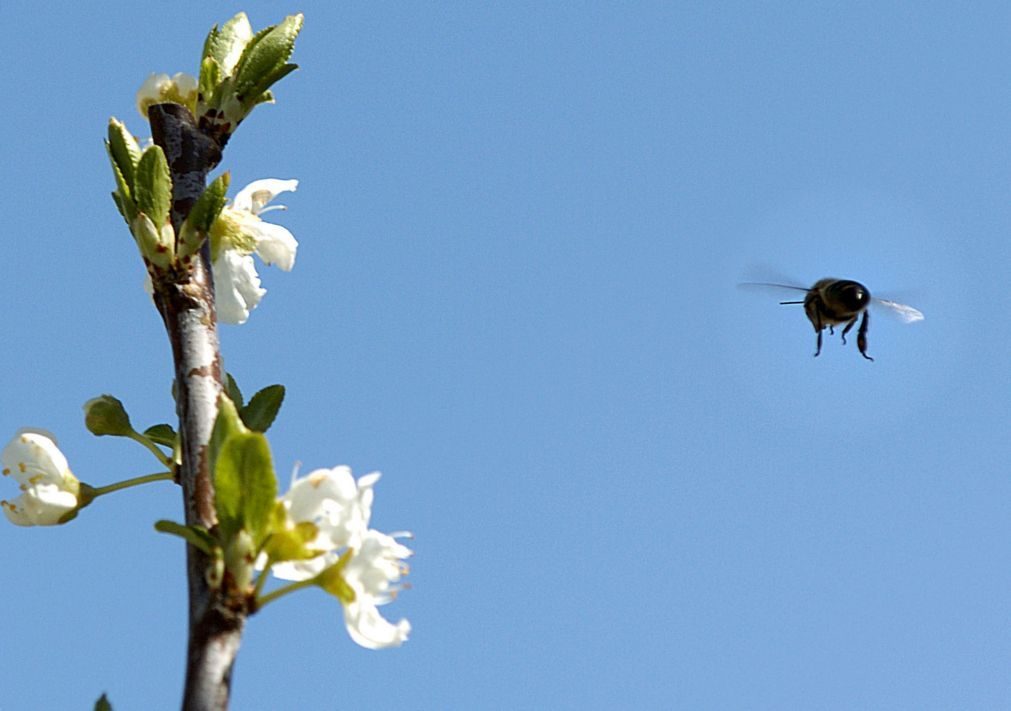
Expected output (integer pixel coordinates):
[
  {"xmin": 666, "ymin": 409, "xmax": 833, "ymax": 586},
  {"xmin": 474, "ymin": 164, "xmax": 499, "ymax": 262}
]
[
  {"xmin": 241, "ymin": 384, "xmax": 285, "ymax": 432},
  {"xmin": 202, "ymin": 12, "xmax": 253, "ymax": 76},
  {"xmin": 198, "ymin": 55, "xmax": 222, "ymax": 105},
  {"xmin": 209, "ymin": 394, "xmax": 248, "ymax": 482},
  {"xmin": 233, "ymin": 14, "xmax": 303, "ymax": 102},
  {"xmin": 107, "ymin": 118, "xmax": 141, "ymax": 189},
  {"xmin": 214, "ymin": 430, "xmax": 277, "ymax": 545},
  {"xmin": 225, "ymin": 372, "xmax": 244, "ymax": 408},
  {"xmin": 94, "ymin": 693, "xmax": 113, "ymax": 711},
  {"xmin": 134, "ymin": 145, "xmax": 172, "ymax": 229},
  {"xmin": 143, "ymin": 423, "xmax": 178, "ymax": 448},
  {"xmin": 154, "ymin": 520, "xmax": 216, "ymax": 554},
  {"xmin": 178, "ymin": 172, "xmax": 230, "ymax": 257},
  {"xmin": 106, "ymin": 152, "xmax": 137, "ymax": 223}
]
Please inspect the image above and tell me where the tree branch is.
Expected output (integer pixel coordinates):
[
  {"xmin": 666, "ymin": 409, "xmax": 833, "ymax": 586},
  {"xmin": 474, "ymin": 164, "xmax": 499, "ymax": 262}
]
[{"xmin": 148, "ymin": 103, "xmax": 243, "ymax": 711}]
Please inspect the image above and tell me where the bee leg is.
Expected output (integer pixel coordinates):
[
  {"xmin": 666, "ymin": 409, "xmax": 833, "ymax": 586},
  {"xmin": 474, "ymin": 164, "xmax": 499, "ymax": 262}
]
[
  {"xmin": 813, "ymin": 311, "xmax": 823, "ymax": 357},
  {"xmin": 840, "ymin": 316, "xmax": 857, "ymax": 345},
  {"xmin": 857, "ymin": 311, "xmax": 873, "ymax": 361}
]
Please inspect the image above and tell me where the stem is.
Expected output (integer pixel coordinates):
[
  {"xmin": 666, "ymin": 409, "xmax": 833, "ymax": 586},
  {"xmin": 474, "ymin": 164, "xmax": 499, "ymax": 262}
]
[
  {"xmin": 127, "ymin": 431, "xmax": 173, "ymax": 469},
  {"xmin": 149, "ymin": 103, "xmax": 241, "ymax": 711},
  {"xmin": 251, "ymin": 558, "xmax": 274, "ymax": 600},
  {"xmin": 90, "ymin": 471, "xmax": 174, "ymax": 496},
  {"xmin": 257, "ymin": 577, "xmax": 317, "ymax": 609}
]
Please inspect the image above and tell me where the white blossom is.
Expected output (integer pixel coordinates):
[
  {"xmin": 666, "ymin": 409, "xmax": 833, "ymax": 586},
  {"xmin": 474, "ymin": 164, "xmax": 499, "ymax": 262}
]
[
  {"xmin": 269, "ymin": 466, "xmax": 413, "ymax": 649},
  {"xmin": 1, "ymin": 430, "xmax": 80, "ymax": 526},
  {"xmin": 136, "ymin": 72, "xmax": 198, "ymax": 118},
  {"xmin": 271, "ymin": 466, "xmax": 377, "ymax": 581},
  {"xmin": 342, "ymin": 529, "xmax": 413, "ymax": 649},
  {"xmin": 211, "ymin": 179, "xmax": 298, "ymax": 324}
]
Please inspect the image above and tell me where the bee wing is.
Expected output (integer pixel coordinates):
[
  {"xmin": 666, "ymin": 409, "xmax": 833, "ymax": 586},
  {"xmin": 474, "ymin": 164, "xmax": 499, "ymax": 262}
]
[
  {"xmin": 737, "ymin": 281, "xmax": 809, "ymax": 294},
  {"xmin": 874, "ymin": 298, "xmax": 924, "ymax": 323}
]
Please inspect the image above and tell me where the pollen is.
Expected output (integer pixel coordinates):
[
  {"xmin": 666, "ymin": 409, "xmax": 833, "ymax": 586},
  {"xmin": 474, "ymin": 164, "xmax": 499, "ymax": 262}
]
[
  {"xmin": 18, "ymin": 462, "xmax": 26, "ymax": 474},
  {"xmin": 2, "ymin": 467, "xmax": 9, "ymax": 476}
]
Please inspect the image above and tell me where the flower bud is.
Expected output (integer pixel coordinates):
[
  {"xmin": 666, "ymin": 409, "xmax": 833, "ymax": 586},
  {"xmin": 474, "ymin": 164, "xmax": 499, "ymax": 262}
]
[{"xmin": 83, "ymin": 395, "xmax": 134, "ymax": 437}]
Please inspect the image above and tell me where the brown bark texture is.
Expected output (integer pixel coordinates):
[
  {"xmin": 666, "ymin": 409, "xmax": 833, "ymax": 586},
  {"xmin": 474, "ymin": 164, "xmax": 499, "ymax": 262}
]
[{"xmin": 148, "ymin": 103, "xmax": 243, "ymax": 711}]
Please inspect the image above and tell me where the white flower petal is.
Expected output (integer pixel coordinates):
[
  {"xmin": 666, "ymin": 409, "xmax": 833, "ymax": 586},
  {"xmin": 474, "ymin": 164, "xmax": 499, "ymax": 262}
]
[
  {"xmin": 341, "ymin": 530, "xmax": 413, "ymax": 649},
  {"xmin": 3, "ymin": 485, "xmax": 78, "ymax": 526},
  {"xmin": 344, "ymin": 530, "xmax": 413, "ymax": 600},
  {"xmin": 266, "ymin": 463, "xmax": 412, "ymax": 647},
  {"xmin": 136, "ymin": 73, "xmax": 171, "ymax": 114},
  {"xmin": 172, "ymin": 72, "xmax": 197, "ymax": 96},
  {"xmin": 270, "ymin": 557, "xmax": 329, "ymax": 581},
  {"xmin": 136, "ymin": 72, "xmax": 198, "ymax": 118},
  {"xmin": 270, "ymin": 467, "xmax": 380, "ymax": 581},
  {"xmin": 213, "ymin": 250, "xmax": 264, "ymax": 325},
  {"xmin": 343, "ymin": 599, "xmax": 411, "ymax": 650},
  {"xmin": 213, "ymin": 179, "xmax": 298, "ymax": 325},
  {"xmin": 1, "ymin": 430, "xmax": 79, "ymax": 527},
  {"xmin": 232, "ymin": 179, "xmax": 298, "ymax": 215},
  {"xmin": 252, "ymin": 222, "xmax": 298, "ymax": 272},
  {"xmin": 2, "ymin": 429, "xmax": 73, "ymax": 488}
]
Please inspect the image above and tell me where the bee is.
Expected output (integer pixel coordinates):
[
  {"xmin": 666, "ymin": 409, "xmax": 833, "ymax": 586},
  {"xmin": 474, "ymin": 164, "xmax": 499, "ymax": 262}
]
[{"xmin": 741, "ymin": 278, "xmax": 924, "ymax": 361}]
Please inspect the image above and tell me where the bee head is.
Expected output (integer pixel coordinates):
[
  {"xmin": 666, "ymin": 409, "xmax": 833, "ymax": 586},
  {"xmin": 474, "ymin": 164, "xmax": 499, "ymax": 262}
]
[{"xmin": 824, "ymin": 280, "xmax": 871, "ymax": 312}]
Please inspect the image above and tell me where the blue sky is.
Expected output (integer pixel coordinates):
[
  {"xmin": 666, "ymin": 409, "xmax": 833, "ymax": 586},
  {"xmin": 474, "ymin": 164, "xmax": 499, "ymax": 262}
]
[{"xmin": 3, "ymin": 2, "xmax": 1011, "ymax": 709}]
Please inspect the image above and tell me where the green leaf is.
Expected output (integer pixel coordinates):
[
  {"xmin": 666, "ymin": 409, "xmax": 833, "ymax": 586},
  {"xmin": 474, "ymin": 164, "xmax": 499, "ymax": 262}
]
[
  {"xmin": 107, "ymin": 151, "xmax": 137, "ymax": 223},
  {"xmin": 224, "ymin": 372, "xmax": 244, "ymax": 408},
  {"xmin": 233, "ymin": 14, "xmax": 303, "ymax": 102},
  {"xmin": 178, "ymin": 172, "xmax": 230, "ymax": 258},
  {"xmin": 107, "ymin": 118, "xmax": 141, "ymax": 189},
  {"xmin": 134, "ymin": 146, "xmax": 172, "ymax": 228},
  {"xmin": 240, "ymin": 384, "xmax": 285, "ymax": 432},
  {"xmin": 143, "ymin": 423, "xmax": 178, "ymax": 448},
  {"xmin": 154, "ymin": 520, "xmax": 216, "ymax": 554},
  {"xmin": 208, "ymin": 395, "xmax": 248, "ymax": 484},
  {"xmin": 252, "ymin": 90, "xmax": 275, "ymax": 108},
  {"xmin": 214, "ymin": 430, "xmax": 277, "ymax": 545},
  {"xmin": 198, "ymin": 56, "xmax": 222, "ymax": 105},
  {"xmin": 202, "ymin": 12, "xmax": 253, "ymax": 76},
  {"xmin": 94, "ymin": 693, "xmax": 113, "ymax": 711},
  {"xmin": 83, "ymin": 395, "xmax": 134, "ymax": 437}
]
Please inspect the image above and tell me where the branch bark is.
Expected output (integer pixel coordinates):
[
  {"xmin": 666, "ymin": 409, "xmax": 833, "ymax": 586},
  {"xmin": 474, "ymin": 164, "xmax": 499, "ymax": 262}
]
[{"xmin": 148, "ymin": 103, "xmax": 243, "ymax": 711}]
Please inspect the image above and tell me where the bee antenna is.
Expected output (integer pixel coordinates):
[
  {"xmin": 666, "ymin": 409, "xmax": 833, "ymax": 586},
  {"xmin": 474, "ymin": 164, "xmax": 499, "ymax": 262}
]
[{"xmin": 779, "ymin": 300, "xmax": 804, "ymax": 305}]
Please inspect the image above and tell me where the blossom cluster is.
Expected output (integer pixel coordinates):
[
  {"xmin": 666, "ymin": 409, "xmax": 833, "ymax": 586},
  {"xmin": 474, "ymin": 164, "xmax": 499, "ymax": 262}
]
[
  {"xmin": 271, "ymin": 466, "xmax": 413, "ymax": 649},
  {"xmin": 135, "ymin": 73, "xmax": 299, "ymax": 326}
]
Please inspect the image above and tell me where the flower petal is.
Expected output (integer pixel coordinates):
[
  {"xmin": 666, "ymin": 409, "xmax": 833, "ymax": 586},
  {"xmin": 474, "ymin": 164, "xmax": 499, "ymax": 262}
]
[
  {"xmin": 136, "ymin": 72, "xmax": 198, "ymax": 118},
  {"xmin": 213, "ymin": 250, "xmax": 264, "ymax": 325},
  {"xmin": 343, "ymin": 599, "xmax": 411, "ymax": 649},
  {"xmin": 340, "ymin": 529, "xmax": 413, "ymax": 647},
  {"xmin": 2, "ymin": 429, "xmax": 74, "ymax": 488},
  {"xmin": 270, "ymin": 467, "xmax": 380, "ymax": 581},
  {"xmin": 232, "ymin": 179, "xmax": 298, "ymax": 215},
  {"xmin": 252, "ymin": 222, "xmax": 298, "ymax": 272},
  {"xmin": 2, "ymin": 486, "xmax": 77, "ymax": 526},
  {"xmin": 1, "ymin": 430, "xmax": 79, "ymax": 527}
]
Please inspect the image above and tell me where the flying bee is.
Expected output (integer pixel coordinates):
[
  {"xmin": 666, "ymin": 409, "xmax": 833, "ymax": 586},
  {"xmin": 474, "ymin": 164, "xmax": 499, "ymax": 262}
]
[{"xmin": 740, "ymin": 278, "xmax": 924, "ymax": 361}]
